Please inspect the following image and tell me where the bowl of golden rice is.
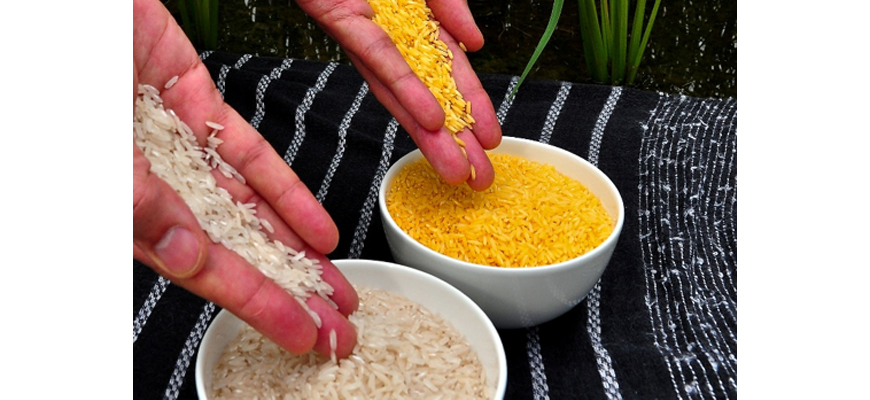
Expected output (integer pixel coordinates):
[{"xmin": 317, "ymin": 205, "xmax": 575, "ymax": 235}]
[
  {"xmin": 379, "ymin": 136, "xmax": 625, "ymax": 328},
  {"xmin": 196, "ymin": 259, "xmax": 508, "ymax": 399}
]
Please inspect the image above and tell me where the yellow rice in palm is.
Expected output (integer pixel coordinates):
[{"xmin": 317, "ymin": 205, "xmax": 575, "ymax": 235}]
[
  {"xmin": 367, "ymin": 0, "xmax": 474, "ymax": 136},
  {"xmin": 386, "ymin": 153, "xmax": 615, "ymax": 268}
]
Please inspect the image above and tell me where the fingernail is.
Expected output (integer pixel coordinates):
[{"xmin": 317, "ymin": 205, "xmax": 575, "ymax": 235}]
[{"xmin": 154, "ymin": 226, "xmax": 202, "ymax": 277}]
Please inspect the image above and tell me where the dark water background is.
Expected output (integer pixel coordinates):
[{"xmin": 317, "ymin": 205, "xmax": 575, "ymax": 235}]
[{"xmin": 166, "ymin": 0, "xmax": 736, "ymax": 99}]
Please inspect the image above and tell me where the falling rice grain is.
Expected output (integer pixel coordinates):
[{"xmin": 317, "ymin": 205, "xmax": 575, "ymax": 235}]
[{"xmin": 164, "ymin": 75, "xmax": 179, "ymax": 89}]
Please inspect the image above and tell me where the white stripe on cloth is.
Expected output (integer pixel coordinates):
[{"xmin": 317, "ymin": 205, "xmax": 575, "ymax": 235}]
[
  {"xmin": 496, "ymin": 76, "xmax": 520, "ymax": 126},
  {"xmin": 316, "ymin": 82, "xmax": 370, "ymax": 203},
  {"xmin": 500, "ymin": 79, "xmax": 588, "ymax": 400},
  {"xmin": 526, "ymin": 326, "xmax": 551, "ymax": 400},
  {"xmin": 538, "ymin": 82, "xmax": 572, "ymax": 144},
  {"xmin": 500, "ymin": 75, "xmax": 548, "ymax": 399},
  {"xmin": 132, "ymin": 276, "xmax": 169, "ymax": 343},
  {"xmin": 284, "ymin": 62, "xmax": 339, "ymax": 166},
  {"xmin": 347, "ymin": 118, "xmax": 399, "ymax": 259},
  {"xmin": 215, "ymin": 53, "xmax": 253, "ymax": 99},
  {"xmin": 586, "ymin": 85, "xmax": 623, "ymax": 400},
  {"xmin": 702, "ymin": 99, "xmax": 738, "ymax": 295},
  {"xmin": 198, "ymin": 50, "xmax": 213, "ymax": 61},
  {"xmin": 163, "ymin": 302, "xmax": 216, "ymax": 400},
  {"xmin": 588, "ymin": 86, "xmax": 622, "ymax": 166},
  {"xmin": 674, "ymin": 98, "xmax": 737, "ymax": 395},
  {"xmin": 639, "ymin": 94, "xmax": 737, "ymax": 398},
  {"xmin": 250, "ymin": 58, "xmax": 294, "ymax": 129}
]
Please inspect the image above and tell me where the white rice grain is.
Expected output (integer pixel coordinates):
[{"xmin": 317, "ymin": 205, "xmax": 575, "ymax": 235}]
[
  {"xmin": 206, "ymin": 120, "xmax": 225, "ymax": 130},
  {"xmin": 133, "ymin": 83, "xmax": 333, "ymax": 308},
  {"xmin": 135, "ymin": 82, "xmax": 489, "ymax": 400},
  {"xmin": 210, "ymin": 285, "xmax": 490, "ymax": 399},
  {"xmin": 164, "ymin": 75, "xmax": 179, "ymax": 89}
]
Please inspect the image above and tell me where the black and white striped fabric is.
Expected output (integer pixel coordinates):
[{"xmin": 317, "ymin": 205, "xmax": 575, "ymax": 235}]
[{"xmin": 133, "ymin": 51, "xmax": 737, "ymax": 400}]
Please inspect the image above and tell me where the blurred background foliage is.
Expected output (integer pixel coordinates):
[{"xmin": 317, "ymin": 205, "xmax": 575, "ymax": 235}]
[{"xmin": 166, "ymin": 0, "xmax": 736, "ymax": 99}]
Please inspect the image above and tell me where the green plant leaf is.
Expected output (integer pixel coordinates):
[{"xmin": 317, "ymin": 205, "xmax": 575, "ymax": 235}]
[
  {"xmin": 176, "ymin": 0, "xmax": 220, "ymax": 50},
  {"xmin": 509, "ymin": 0, "xmax": 565, "ymax": 100},
  {"xmin": 628, "ymin": 0, "xmax": 661, "ymax": 84},
  {"xmin": 627, "ymin": 0, "xmax": 647, "ymax": 75},
  {"xmin": 578, "ymin": 0, "xmax": 608, "ymax": 83},
  {"xmin": 178, "ymin": 0, "xmax": 196, "ymax": 46},
  {"xmin": 577, "ymin": 0, "xmax": 661, "ymax": 86},
  {"xmin": 208, "ymin": 0, "xmax": 220, "ymax": 49},
  {"xmin": 610, "ymin": 0, "xmax": 628, "ymax": 85}
]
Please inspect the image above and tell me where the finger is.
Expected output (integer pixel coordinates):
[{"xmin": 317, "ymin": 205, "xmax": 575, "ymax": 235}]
[
  {"xmin": 156, "ymin": 74, "xmax": 340, "ymax": 255},
  {"xmin": 177, "ymin": 242, "xmax": 321, "ymax": 355},
  {"xmin": 204, "ymin": 147, "xmax": 339, "ymax": 255},
  {"xmin": 305, "ymin": 254, "xmax": 360, "ymax": 317},
  {"xmin": 457, "ymin": 129, "xmax": 495, "ymax": 191},
  {"xmin": 133, "ymin": 60, "xmax": 139, "ymax": 115},
  {"xmin": 136, "ymin": 145, "xmax": 357, "ymax": 356},
  {"xmin": 133, "ymin": 142, "xmax": 208, "ymax": 279},
  {"xmin": 323, "ymin": 14, "xmax": 446, "ymax": 131},
  {"xmin": 178, "ymin": 165, "xmax": 359, "ymax": 316},
  {"xmin": 347, "ymin": 53, "xmax": 472, "ymax": 186},
  {"xmin": 148, "ymin": 89, "xmax": 342, "ymax": 256},
  {"xmin": 428, "ymin": 0, "xmax": 485, "ymax": 51},
  {"xmin": 437, "ymin": 30, "xmax": 502, "ymax": 190},
  {"xmin": 440, "ymin": 30, "xmax": 502, "ymax": 150},
  {"xmin": 306, "ymin": 295, "xmax": 358, "ymax": 359},
  {"xmin": 221, "ymin": 177, "xmax": 359, "ymax": 315}
]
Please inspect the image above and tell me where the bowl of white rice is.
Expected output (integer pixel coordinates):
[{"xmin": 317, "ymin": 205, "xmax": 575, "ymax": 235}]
[{"xmin": 195, "ymin": 258, "xmax": 508, "ymax": 399}]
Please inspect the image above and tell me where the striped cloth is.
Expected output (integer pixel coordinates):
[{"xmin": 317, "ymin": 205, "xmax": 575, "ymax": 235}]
[{"xmin": 133, "ymin": 51, "xmax": 737, "ymax": 400}]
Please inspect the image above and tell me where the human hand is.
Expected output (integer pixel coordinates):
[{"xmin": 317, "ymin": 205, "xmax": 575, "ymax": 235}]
[
  {"xmin": 133, "ymin": 0, "xmax": 358, "ymax": 358},
  {"xmin": 296, "ymin": 0, "xmax": 502, "ymax": 190}
]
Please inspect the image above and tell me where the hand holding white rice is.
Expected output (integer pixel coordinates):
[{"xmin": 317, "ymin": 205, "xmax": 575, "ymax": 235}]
[
  {"xmin": 134, "ymin": 82, "xmax": 335, "ymax": 310},
  {"xmin": 136, "ymin": 81, "xmax": 493, "ymax": 398}
]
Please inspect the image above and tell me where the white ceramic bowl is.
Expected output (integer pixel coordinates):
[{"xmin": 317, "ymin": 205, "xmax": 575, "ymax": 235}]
[
  {"xmin": 195, "ymin": 259, "xmax": 508, "ymax": 399},
  {"xmin": 378, "ymin": 136, "xmax": 625, "ymax": 329}
]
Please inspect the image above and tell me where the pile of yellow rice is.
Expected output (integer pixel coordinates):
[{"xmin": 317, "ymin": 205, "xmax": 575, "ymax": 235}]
[
  {"xmin": 386, "ymin": 153, "xmax": 614, "ymax": 267},
  {"xmin": 368, "ymin": 0, "xmax": 474, "ymax": 136}
]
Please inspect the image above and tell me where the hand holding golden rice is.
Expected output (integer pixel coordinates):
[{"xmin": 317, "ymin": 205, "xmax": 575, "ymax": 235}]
[{"xmin": 367, "ymin": 0, "xmax": 476, "ymax": 136}]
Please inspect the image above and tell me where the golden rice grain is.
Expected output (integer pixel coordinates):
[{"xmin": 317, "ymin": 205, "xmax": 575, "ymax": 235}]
[
  {"xmin": 367, "ymin": 0, "xmax": 474, "ymax": 140},
  {"xmin": 386, "ymin": 154, "xmax": 615, "ymax": 267}
]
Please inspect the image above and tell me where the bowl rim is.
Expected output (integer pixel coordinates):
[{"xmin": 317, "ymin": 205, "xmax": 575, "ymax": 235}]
[
  {"xmin": 378, "ymin": 136, "xmax": 625, "ymax": 275},
  {"xmin": 196, "ymin": 259, "xmax": 508, "ymax": 400}
]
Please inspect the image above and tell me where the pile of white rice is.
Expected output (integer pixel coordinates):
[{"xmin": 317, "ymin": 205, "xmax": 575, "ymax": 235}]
[
  {"xmin": 211, "ymin": 285, "xmax": 491, "ymax": 399},
  {"xmin": 134, "ymin": 80, "xmax": 490, "ymax": 398},
  {"xmin": 133, "ymin": 81, "xmax": 334, "ymax": 312}
]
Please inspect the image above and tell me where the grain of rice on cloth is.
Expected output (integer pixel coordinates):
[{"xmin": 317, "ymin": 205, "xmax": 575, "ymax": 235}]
[
  {"xmin": 387, "ymin": 154, "xmax": 615, "ymax": 267},
  {"xmin": 134, "ymin": 81, "xmax": 490, "ymax": 398}
]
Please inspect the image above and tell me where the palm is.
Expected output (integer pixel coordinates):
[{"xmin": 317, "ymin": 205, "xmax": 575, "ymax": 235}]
[
  {"xmin": 133, "ymin": 0, "xmax": 358, "ymax": 358},
  {"xmin": 295, "ymin": 0, "xmax": 502, "ymax": 190}
]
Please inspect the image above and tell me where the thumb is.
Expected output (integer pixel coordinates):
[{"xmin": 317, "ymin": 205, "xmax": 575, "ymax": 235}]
[{"xmin": 133, "ymin": 142, "xmax": 207, "ymax": 279}]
